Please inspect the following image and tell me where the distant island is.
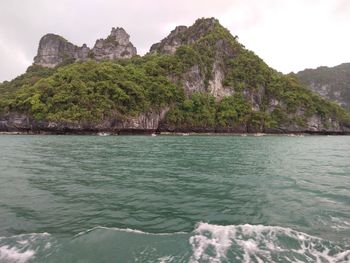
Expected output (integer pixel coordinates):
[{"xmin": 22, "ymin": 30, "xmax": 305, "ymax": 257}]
[
  {"xmin": 296, "ymin": 63, "xmax": 350, "ymax": 111},
  {"xmin": 1, "ymin": 18, "xmax": 350, "ymax": 134}
]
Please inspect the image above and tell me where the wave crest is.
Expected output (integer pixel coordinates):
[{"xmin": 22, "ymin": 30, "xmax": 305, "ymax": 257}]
[
  {"xmin": 0, "ymin": 233, "xmax": 52, "ymax": 263},
  {"xmin": 1, "ymin": 224, "xmax": 349, "ymax": 263},
  {"xmin": 189, "ymin": 222, "xmax": 350, "ymax": 263}
]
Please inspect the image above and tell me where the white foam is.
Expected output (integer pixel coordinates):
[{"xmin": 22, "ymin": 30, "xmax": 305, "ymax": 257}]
[
  {"xmin": 330, "ymin": 216, "xmax": 350, "ymax": 230},
  {"xmin": 189, "ymin": 222, "xmax": 350, "ymax": 263},
  {"xmin": 0, "ymin": 245, "xmax": 35, "ymax": 263},
  {"xmin": 75, "ymin": 226, "xmax": 188, "ymax": 237},
  {"xmin": 0, "ymin": 232, "xmax": 52, "ymax": 263},
  {"xmin": 189, "ymin": 222, "xmax": 236, "ymax": 263},
  {"xmin": 0, "ymin": 233, "xmax": 50, "ymax": 241},
  {"xmin": 157, "ymin": 255, "xmax": 174, "ymax": 263}
]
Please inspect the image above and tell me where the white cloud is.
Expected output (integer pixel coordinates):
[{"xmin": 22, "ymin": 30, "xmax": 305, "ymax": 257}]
[
  {"xmin": 0, "ymin": 0, "xmax": 349, "ymax": 82},
  {"xmin": 219, "ymin": 0, "xmax": 350, "ymax": 73}
]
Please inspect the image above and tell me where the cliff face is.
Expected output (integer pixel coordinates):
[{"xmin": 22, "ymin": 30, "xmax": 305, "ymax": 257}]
[
  {"xmin": 151, "ymin": 18, "xmax": 235, "ymax": 98},
  {"xmin": 92, "ymin": 27, "xmax": 137, "ymax": 61},
  {"xmin": 2, "ymin": 18, "xmax": 350, "ymax": 134},
  {"xmin": 2, "ymin": 111, "xmax": 349, "ymax": 134},
  {"xmin": 296, "ymin": 63, "xmax": 350, "ymax": 110},
  {"xmin": 150, "ymin": 18, "xmax": 219, "ymax": 55},
  {"xmin": 0, "ymin": 110, "xmax": 167, "ymax": 134},
  {"xmin": 33, "ymin": 34, "xmax": 90, "ymax": 68},
  {"xmin": 33, "ymin": 28, "xmax": 137, "ymax": 68},
  {"xmin": 150, "ymin": 26, "xmax": 188, "ymax": 54},
  {"xmin": 149, "ymin": 18, "xmax": 350, "ymax": 133}
]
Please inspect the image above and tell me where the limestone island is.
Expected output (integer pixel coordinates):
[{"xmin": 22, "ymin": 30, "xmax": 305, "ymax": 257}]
[{"xmin": 1, "ymin": 18, "xmax": 350, "ymax": 135}]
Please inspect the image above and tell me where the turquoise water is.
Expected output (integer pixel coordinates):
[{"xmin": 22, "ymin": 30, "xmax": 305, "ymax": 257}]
[{"xmin": 0, "ymin": 135, "xmax": 349, "ymax": 262}]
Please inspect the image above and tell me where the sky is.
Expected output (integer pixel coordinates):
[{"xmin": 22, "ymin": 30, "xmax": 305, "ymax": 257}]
[{"xmin": 0, "ymin": 0, "xmax": 349, "ymax": 82}]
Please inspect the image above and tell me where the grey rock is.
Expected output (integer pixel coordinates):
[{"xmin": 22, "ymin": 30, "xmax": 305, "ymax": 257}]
[
  {"xmin": 92, "ymin": 27, "xmax": 137, "ymax": 61},
  {"xmin": 296, "ymin": 63, "xmax": 350, "ymax": 109},
  {"xmin": 150, "ymin": 18, "xmax": 217, "ymax": 55},
  {"xmin": 182, "ymin": 65, "xmax": 206, "ymax": 94},
  {"xmin": 33, "ymin": 28, "xmax": 137, "ymax": 68},
  {"xmin": 0, "ymin": 109, "xmax": 168, "ymax": 134},
  {"xmin": 150, "ymin": 18, "xmax": 236, "ymax": 99},
  {"xmin": 150, "ymin": 26, "xmax": 188, "ymax": 54},
  {"xmin": 207, "ymin": 39, "xmax": 237, "ymax": 98},
  {"xmin": 33, "ymin": 34, "xmax": 89, "ymax": 68}
]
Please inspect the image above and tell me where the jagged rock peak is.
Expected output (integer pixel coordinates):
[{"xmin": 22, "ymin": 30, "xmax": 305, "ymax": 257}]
[
  {"xmin": 149, "ymin": 17, "xmax": 238, "ymax": 98},
  {"xmin": 110, "ymin": 27, "xmax": 132, "ymax": 45},
  {"xmin": 33, "ymin": 34, "xmax": 89, "ymax": 68},
  {"xmin": 92, "ymin": 27, "xmax": 137, "ymax": 61},
  {"xmin": 150, "ymin": 17, "xmax": 220, "ymax": 54},
  {"xmin": 33, "ymin": 27, "xmax": 137, "ymax": 68}
]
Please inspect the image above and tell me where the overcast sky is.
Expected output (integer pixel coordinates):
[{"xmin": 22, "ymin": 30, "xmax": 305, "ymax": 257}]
[{"xmin": 0, "ymin": 0, "xmax": 349, "ymax": 82}]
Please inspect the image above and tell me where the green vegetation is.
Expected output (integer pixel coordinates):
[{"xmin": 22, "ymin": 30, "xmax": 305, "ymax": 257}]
[
  {"xmin": 296, "ymin": 63, "xmax": 350, "ymax": 110},
  {"xmin": 0, "ymin": 65, "xmax": 55, "ymax": 97},
  {"xmin": 1, "ymin": 18, "xmax": 350, "ymax": 131},
  {"xmin": 223, "ymin": 49, "xmax": 272, "ymax": 91},
  {"xmin": 220, "ymin": 45, "xmax": 350, "ymax": 128},
  {"xmin": 0, "ymin": 61, "xmax": 183, "ymax": 122},
  {"xmin": 165, "ymin": 93, "xmax": 216, "ymax": 127}
]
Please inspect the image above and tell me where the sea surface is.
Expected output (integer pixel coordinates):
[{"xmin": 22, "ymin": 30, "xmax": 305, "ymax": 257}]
[{"xmin": 0, "ymin": 135, "xmax": 349, "ymax": 263}]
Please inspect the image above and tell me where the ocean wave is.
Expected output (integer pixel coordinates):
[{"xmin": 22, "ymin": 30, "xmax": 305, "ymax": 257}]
[
  {"xmin": 0, "ymin": 246, "xmax": 34, "ymax": 263},
  {"xmin": 330, "ymin": 216, "xmax": 350, "ymax": 230},
  {"xmin": 75, "ymin": 225, "xmax": 188, "ymax": 237},
  {"xmin": 189, "ymin": 222, "xmax": 350, "ymax": 263},
  {"xmin": 0, "ymin": 233, "xmax": 52, "ymax": 263},
  {"xmin": 0, "ymin": 224, "xmax": 349, "ymax": 263},
  {"xmin": 70, "ymin": 223, "xmax": 350, "ymax": 263}
]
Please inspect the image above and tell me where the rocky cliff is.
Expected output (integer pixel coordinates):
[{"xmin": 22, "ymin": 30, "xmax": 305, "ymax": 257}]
[
  {"xmin": 296, "ymin": 63, "xmax": 350, "ymax": 110},
  {"xmin": 151, "ymin": 18, "xmax": 235, "ymax": 98},
  {"xmin": 0, "ymin": 110, "xmax": 167, "ymax": 134},
  {"xmin": 150, "ymin": 18, "xmax": 220, "ymax": 55},
  {"xmin": 1, "ymin": 18, "xmax": 350, "ymax": 134},
  {"xmin": 33, "ymin": 34, "xmax": 90, "ymax": 67},
  {"xmin": 92, "ymin": 27, "xmax": 137, "ymax": 61},
  {"xmin": 33, "ymin": 28, "xmax": 137, "ymax": 68}
]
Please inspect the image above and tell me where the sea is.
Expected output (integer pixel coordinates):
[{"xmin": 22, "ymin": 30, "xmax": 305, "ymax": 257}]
[{"xmin": 0, "ymin": 135, "xmax": 349, "ymax": 263}]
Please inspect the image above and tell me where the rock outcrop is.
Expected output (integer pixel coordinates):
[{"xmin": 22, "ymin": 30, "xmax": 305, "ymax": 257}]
[
  {"xmin": 33, "ymin": 28, "xmax": 137, "ymax": 68},
  {"xmin": 151, "ymin": 18, "xmax": 235, "ymax": 98},
  {"xmin": 2, "ymin": 17, "xmax": 350, "ymax": 135},
  {"xmin": 150, "ymin": 26, "xmax": 188, "ymax": 54},
  {"xmin": 33, "ymin": 34, "xmax": 90, "ymax": 68},
  {"xmin": 92, "ymin": 27, "xmax": 137, "ymax": 61},
  {"xmin": 0, "ymin": 110, "xmax": 168, "ymax": 135},
  {"xmin": 296, "ymin": 63, "xmax": 350, "ymax": 110},
  {"xmin": 150, "ymin": 18, "xmax": 219, "ymax": 55},
  {"xmin": 1, "ymin": 111, "xmax": 349, "ymax": 135}
]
